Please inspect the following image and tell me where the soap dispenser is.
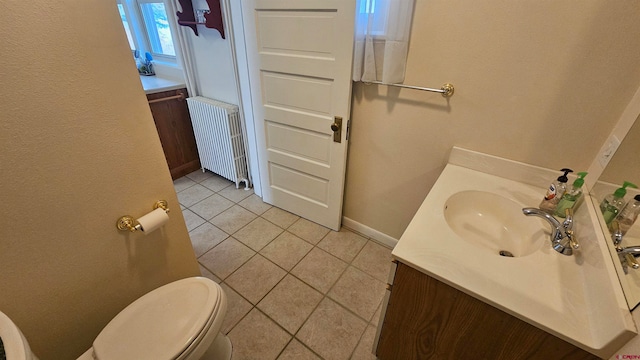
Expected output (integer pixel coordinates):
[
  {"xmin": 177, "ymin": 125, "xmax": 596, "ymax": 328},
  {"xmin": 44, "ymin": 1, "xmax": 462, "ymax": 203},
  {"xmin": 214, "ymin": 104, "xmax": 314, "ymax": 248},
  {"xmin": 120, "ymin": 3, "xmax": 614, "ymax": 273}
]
[
  {"xmin": 540, "ymin": 168, "xmax": 573, "ymax": 214},
  {"xmin": 615, "ymin": 194, "xmax": 640, "ymax": 235},
  {"xmin": 554, "ymin": 172, "xmax": 588, "ymax": 218},
  {"xmin": 600, "ymin": 181, "xmax": 638, "ymax": 224}
]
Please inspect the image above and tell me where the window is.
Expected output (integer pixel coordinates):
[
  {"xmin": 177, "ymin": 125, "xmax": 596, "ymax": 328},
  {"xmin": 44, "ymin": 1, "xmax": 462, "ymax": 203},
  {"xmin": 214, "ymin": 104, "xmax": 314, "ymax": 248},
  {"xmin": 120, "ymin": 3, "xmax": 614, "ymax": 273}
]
[
  {"xmin": 353, "ymin": 0, "xmax": 416, "ymax": 83},
  {"xmin": 138, "ymin": 1, "xmax": 176, "ymax": 57},
  {"xmin": 117, "ymin": 0, "xmax": 178, "ymax": 63},
  {"xmin": 356, "ymin": 0, "xmax": 390, "ymax": 37},
  {"xmin": 117, "ymin": 4, "xmax": 136, "ymax": 50}
]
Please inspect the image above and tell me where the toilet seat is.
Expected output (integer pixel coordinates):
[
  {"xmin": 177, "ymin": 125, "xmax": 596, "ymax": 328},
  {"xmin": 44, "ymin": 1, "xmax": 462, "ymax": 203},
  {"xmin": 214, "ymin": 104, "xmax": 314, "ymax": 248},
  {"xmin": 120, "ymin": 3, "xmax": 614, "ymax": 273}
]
[
  {"xmin": 92, "ymin": 277, "xmax": 222, "ymax": 360},
  {"xmin": 0, "ymin": 311, "xmax": 36, "ymax": 360}
]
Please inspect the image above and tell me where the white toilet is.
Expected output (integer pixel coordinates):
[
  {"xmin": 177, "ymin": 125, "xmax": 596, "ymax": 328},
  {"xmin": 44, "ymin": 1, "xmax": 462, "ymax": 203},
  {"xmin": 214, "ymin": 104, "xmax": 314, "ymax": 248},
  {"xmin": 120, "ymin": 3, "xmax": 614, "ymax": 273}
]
[
  {"xmin": 1, "ymin": 277, "xmax": 232, "ymax": 360},
  {"xmin": 0, "ymin": 310, "xmax": 39, "ymax": 360}
]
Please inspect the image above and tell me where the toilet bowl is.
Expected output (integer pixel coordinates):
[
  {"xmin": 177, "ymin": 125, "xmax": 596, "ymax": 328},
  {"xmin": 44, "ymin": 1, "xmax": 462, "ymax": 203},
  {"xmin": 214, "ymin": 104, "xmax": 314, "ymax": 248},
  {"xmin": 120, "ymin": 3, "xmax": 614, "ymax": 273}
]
[
  {"xmin": 0, "ymin": 311, "xmax": 39, "ymax": 360},
  {"xmin": 1, "ymin": 277, "xmax": 232, "ymax": 360}
]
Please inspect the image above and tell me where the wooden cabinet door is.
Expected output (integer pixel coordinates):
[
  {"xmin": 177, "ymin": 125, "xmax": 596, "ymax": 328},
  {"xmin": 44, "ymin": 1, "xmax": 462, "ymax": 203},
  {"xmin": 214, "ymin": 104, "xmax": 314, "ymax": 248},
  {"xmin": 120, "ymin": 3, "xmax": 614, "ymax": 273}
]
[
  {"xmin": 147, "ymin": 88, "xmax": 200, "ymax": 179},
  {"xmin": 376, "ymin": 262, "xmax": 597, "ymax": 360}
]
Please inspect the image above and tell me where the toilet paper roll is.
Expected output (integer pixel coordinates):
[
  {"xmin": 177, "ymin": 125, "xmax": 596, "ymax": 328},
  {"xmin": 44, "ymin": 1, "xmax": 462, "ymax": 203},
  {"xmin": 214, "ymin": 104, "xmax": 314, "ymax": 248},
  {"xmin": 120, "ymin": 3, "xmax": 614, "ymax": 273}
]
[{"xmin": 136, "ymin": 208, "xmax": 169, "ymax": 234}]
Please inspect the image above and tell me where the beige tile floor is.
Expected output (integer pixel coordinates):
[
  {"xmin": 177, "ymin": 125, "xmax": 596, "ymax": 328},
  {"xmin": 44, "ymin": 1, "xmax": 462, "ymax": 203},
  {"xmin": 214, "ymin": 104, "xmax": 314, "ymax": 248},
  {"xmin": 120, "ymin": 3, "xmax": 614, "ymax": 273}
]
[{"xmin": 175, "ymin": 170, "xmax": 393, "ymax": 360}]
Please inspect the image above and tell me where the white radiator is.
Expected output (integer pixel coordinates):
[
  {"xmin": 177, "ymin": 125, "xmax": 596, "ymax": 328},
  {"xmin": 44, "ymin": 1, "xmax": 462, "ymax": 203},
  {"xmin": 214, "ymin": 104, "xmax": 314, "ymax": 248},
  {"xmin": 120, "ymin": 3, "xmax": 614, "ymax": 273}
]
[{"xmin": 186, "ymin": 96, "xmax": 250, "ymax": 189}]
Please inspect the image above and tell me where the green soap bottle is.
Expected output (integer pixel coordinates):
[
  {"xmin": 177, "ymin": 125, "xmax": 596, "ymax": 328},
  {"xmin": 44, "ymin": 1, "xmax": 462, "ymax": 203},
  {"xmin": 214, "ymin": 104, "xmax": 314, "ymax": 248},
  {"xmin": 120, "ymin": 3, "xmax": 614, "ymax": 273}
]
[
  {"xmin": 555, "ymin": 172, "xmax": 588, "ymax": 218},
  {"xmin": 600, "ymin": 181, "xmax": 638, "ymax": 224}
]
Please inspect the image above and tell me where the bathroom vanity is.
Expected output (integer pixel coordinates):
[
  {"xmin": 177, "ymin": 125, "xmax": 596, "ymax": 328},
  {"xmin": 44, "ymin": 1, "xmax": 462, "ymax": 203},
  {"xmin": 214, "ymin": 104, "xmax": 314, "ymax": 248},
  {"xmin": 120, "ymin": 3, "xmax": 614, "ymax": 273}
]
[
  {"xmin": 377, "ymin": 261, "xmax": 596, "ymax": 359},
  {"xmin": 374, "ymin": 148, "xmax": 636, "ymax": 359}
]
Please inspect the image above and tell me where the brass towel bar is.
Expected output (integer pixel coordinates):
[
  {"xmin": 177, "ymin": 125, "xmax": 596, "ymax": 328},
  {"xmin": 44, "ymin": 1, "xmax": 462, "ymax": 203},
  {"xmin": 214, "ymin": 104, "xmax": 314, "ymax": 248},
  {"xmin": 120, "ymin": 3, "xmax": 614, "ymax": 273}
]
[{"xmin": 364, "ymin": 81, "xmax": 455, "ymax": 98}]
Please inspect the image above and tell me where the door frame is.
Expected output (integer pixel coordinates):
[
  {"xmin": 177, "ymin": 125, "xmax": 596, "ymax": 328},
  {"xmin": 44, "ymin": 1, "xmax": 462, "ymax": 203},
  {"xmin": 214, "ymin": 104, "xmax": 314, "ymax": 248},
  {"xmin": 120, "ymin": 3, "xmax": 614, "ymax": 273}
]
[{"xmin": 226, "ymin": 0, "xmax": 263, "ymax": 197}]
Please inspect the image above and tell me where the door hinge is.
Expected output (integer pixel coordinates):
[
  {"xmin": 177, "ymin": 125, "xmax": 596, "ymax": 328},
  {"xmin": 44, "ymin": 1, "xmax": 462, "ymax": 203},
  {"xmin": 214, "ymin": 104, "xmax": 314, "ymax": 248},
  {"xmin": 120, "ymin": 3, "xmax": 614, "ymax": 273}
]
[{"xmin": 346, "ymin": 119, "xmax": 351, "ymax": 141}]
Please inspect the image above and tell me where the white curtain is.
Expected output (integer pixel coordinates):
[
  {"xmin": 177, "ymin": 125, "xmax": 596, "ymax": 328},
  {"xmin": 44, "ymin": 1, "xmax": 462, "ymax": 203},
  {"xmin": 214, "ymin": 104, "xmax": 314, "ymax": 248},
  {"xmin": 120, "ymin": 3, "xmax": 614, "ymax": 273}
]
[
  {"xmin": 353, "ymin": 0, "xmax": 416, "ymax": 84},
  {"xmin": 168, "ymin": 0, "xmax": 199, "ymax": 97}
]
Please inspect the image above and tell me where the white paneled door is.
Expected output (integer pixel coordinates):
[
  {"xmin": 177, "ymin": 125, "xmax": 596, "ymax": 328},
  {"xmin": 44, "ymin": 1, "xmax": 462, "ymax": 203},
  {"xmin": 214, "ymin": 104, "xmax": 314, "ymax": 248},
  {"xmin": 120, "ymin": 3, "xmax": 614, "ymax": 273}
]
[{"xmin": 242, "ymin": 0, "xmax": 356, "ymax": 230}]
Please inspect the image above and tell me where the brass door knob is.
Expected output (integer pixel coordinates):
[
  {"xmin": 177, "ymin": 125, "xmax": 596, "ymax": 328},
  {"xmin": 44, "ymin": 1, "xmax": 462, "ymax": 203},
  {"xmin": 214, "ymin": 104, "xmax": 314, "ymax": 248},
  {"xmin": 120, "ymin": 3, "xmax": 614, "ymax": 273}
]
[{"xmin": 331, "ymin": 116, "xmax": 342, "ymax": 143}]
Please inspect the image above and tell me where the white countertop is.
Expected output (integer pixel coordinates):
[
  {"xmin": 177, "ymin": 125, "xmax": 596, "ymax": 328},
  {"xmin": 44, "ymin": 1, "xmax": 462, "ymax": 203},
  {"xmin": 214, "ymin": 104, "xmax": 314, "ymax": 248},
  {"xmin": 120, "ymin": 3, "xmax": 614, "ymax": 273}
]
[
  {"xmin": 139, "ymin": 75, "xmax": 186, "ymax": 94},
  {"xmin": 392, "ymin": 147, "xmax": 636, "ymax": 358}
]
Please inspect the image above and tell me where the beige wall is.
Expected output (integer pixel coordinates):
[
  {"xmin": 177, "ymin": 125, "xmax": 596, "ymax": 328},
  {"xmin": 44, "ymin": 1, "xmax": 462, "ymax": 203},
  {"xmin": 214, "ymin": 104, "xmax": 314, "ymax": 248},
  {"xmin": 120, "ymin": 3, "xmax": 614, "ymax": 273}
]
[
  {"xmin": 344, "ymin": 1, "xmax": 640, "ymax": 239},
  {"xmin": 0, "ymin": 2, "xmax": 199, "ymax": 359}
]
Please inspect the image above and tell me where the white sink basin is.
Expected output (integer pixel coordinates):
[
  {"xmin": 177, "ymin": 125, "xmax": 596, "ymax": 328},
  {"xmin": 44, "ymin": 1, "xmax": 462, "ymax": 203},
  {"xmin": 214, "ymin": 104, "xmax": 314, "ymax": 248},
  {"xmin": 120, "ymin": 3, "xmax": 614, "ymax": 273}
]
[{"xmin": 443, "ymin": 190, "xmax": 546, "ymax": 257}]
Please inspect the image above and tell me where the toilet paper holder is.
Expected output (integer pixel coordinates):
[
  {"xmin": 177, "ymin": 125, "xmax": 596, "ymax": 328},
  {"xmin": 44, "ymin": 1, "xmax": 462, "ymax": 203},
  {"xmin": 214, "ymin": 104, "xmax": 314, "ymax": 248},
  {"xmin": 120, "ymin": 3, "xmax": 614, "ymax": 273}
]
[{"xmin": 117, "ymin": 200, "xmax": 170, "ymax": 232}]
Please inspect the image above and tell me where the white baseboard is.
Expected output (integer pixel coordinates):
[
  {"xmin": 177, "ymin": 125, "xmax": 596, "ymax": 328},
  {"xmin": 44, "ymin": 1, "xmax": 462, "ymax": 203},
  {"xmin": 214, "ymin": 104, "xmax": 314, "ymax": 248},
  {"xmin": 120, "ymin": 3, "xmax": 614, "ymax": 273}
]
[{"xmin": 341, "ymin": 217, "xmax": 398, "ymax": 249}]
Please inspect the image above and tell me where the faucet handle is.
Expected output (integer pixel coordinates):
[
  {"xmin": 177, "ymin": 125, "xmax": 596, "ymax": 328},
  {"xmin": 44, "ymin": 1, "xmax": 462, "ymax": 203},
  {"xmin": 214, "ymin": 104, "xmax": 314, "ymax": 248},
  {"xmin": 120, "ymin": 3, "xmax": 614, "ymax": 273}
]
[
  {"xmin": 609, "ymin": 220, "xmax": 624, "ymax": 245},
  {"xmin": 562, "ymin": 209, "xmax": 578, "ymax": 250},
  {"xmin": 562, "ymin": 208, "xmax": 574, "ymax": 230},
  {"xmin": 625, "ymin": 253, "xmax": 640, "ymax": 270},
  {"xmin": 566, "ymin": 229, "xmax": 579, "ymax": 250}
]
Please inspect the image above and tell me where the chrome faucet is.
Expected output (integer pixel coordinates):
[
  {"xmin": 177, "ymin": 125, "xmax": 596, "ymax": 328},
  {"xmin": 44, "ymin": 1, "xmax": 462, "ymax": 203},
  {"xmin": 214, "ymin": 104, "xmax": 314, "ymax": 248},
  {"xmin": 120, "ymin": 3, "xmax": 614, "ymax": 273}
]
[
  {"xmin": 610, "ymin": 220, "xmax": 640, "ymax": 273},
  {"xmin": 522, "ymin": 207, "xmax": 579, "ymax": 255}
]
